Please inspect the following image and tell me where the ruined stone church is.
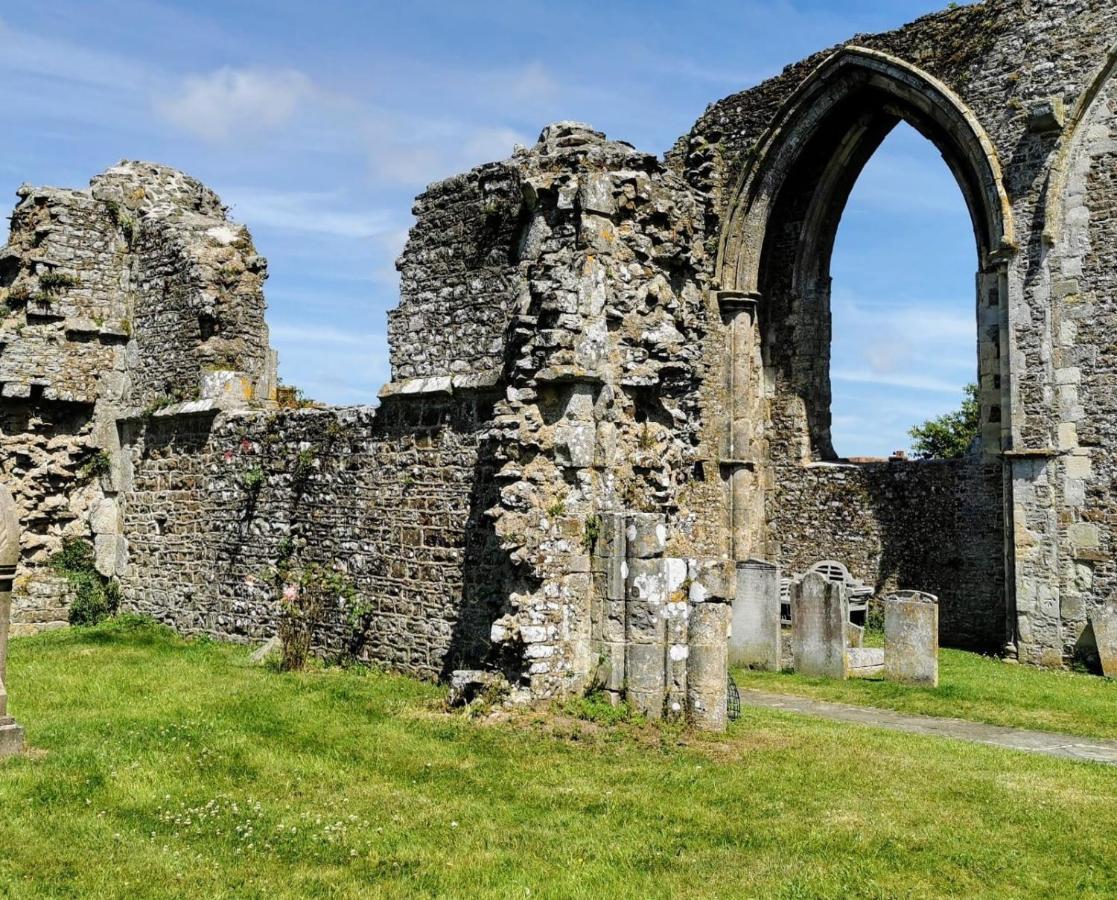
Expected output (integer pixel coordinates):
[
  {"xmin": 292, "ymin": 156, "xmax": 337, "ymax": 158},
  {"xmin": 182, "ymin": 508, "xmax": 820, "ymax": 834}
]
[{"xmin": 1, "ymin": 0, "xmax": 1114, "ymax": 725}]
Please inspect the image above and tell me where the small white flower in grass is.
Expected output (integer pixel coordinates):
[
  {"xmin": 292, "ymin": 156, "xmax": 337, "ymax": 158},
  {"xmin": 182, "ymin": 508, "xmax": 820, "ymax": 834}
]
[
  {"xmin": 282, "ymin": 584, "xmax": 299, "ymax": 602},
  {"xmin": 450, "ymin": 821, "xmax": 459, "ymax": 828}
]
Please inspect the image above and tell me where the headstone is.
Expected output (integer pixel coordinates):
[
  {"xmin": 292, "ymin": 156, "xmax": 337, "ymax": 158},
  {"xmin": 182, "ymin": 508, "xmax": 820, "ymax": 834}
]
[
  {"xmin": 729, "ymin": 559, "xmax": 781, "ymax": 670},
  {"xmin": 1088, "ymin": 601, "xmax": 1117, "ymax": 678},
  {"xmin": 0, "ymin": 483, "xmax": 25, "ymax": 757},
  {"xmin": 791, "ymin": 572, "xmax": 848, "ymax": 679},
  {"xmin": 884, "ymin": 591, "xmax": 939, "ymax": 686}
]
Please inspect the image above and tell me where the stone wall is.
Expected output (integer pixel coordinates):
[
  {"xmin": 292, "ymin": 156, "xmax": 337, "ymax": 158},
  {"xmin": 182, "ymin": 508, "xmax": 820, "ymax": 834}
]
[
  {"xmin": 388, "ymin": 163, "xmax": 523, "ymax": 381},
  {"xmin": 769, "ymin": 459, "xmax": 1005, "ymax": 650},
  {"xmin": 0, "ymin": 161, "xmax": 278, "ymax": 628},
  {"xmin": 119, "ymin": 395, "xmax": 503, "ymax": 679},
  {"xmin": 2, "ymin": 0, "xmax": 1116, "ymax": 707},
  {"xmin": 673, "ymin": 0, "xmax": 1117, "ymax": 665}
]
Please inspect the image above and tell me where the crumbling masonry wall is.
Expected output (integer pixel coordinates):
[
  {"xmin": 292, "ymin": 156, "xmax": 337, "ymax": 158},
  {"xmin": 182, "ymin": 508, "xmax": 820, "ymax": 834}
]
[
  {"xmin": 1, "ymin": 0, "xmax": 1115, "ymax": 709},
  {"xmin": 0, "ymin": 162, "xmax": 276, "ymax": 631},
  {"xmin": 119, "ymin": 397, "xmax": 502, "ymax": 677}
]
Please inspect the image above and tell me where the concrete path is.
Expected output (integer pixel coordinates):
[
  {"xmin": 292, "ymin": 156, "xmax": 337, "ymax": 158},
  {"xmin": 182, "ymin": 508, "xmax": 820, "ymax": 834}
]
[{"xmin": 740, "ymin": 689, "xmax": 1117, "ymax": 766}]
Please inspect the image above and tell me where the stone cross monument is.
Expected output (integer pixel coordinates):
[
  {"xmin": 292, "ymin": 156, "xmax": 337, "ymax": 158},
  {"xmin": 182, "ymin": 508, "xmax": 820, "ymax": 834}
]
[{"xmin": 0, "ymin": 483, "xmax": 25, "ymax": 756}]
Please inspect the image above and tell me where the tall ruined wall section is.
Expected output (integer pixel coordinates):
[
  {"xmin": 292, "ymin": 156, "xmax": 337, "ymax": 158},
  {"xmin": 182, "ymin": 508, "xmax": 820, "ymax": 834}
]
[
  {"xmin": 669, "ymin": 0, "xmax": 1117, "ymax": 664},
  {"xmin": 0, "ymin": 162, "xmax": 276, "ymax": 631},
  {"xmin": 475, "ymin": 123, "xmax": 718, "ymax": 698},
  {"xmin": 1035, "ymin": 51, "xmax": 1117, "ymax": 662},
  {"xmin": 388, "ymin": 163, "xmax": 523, "ymax": 381}
]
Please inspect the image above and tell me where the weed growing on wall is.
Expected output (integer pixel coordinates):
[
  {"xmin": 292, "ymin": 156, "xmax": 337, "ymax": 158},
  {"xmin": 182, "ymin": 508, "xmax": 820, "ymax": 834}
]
[{"xmin": 77, "ymin": 449, "xmax": 112, "ymax": 482}]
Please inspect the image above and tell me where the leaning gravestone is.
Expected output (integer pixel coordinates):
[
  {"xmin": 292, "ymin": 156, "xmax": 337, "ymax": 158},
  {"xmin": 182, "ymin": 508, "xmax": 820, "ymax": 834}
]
[
  {"xmin": 729, "ymin": 559, "xmax": 781, "ymax": 670},
  {"xmin": 0, "ymin": 483, "xmax": 25, "ymax": 756},
  {"xmin": 885, "ymin": 591, "xmax": 939, "ymax": 687},
  {"xmin": 1089, "ymin": 600, "xmax": 1117, "ymax": 678},
  {"xmin": 792, "ymin": 572, "xmax": 848, "ymax": 679}
]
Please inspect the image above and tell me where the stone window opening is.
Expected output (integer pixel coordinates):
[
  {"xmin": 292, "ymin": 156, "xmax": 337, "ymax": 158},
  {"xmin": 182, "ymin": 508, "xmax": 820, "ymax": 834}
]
[
  {"xmin": 718, "ymin": 49, "xmax": 1013, "ymax": 470},
  {"xmin": 824, "ymin": 121, "xmax": 980, "ymax": 463}
]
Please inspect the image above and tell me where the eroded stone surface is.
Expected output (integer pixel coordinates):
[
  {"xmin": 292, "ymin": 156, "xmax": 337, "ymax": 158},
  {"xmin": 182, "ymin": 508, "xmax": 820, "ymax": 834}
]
[
  {"xmin": 792, "ymin": 573, "xmax": 848, "ymax": 680},
  {"xmin": 885, "ymin": 591, "xmax": 940, "ymax": 686}
]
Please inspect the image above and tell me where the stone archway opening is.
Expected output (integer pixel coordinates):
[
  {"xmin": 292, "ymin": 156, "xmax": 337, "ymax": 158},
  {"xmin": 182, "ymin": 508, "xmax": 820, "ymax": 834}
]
[
  {"xmin": 827, "ymin": 120, "xmax": 978, "ymax": 461},
  {"xmin": 717, "ymin": 48, "xmax": 1015, "ymax": 652}
]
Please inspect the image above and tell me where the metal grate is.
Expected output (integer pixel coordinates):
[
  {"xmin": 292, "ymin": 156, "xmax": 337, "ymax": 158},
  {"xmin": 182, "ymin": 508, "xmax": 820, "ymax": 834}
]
[{"xmin": 727, "ymin": 674, "xmax": 741, "ymax": 722}]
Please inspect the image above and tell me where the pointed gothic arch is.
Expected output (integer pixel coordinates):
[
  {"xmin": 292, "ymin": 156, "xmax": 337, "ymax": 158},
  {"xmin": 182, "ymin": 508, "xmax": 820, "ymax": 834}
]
[{"xmin": 716, "ymin": 45, "xmax": 1015, "ymax": 463}]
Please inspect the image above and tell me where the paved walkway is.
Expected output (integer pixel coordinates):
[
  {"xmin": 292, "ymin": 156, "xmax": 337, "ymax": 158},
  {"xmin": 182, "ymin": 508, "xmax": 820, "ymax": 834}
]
[{"xmin": 740, "ymin": 689, "xmax": 1117, "ymax": 766}]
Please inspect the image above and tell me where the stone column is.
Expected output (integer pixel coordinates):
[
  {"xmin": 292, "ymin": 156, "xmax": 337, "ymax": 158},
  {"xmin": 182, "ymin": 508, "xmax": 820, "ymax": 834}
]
[
  {"xmin": 729, "ymin": 559, "xmax": 781, "ymax": 670},
  {"xmin": 716, "ymin": 291, "xmax": 762, "ymax": 561},
  {"xmin": 624, "ymin": 514, "xmax": 667, "ymax": 719},
  {"xmin": 663, "ymin": 557, "xmax": 690, "ymax": 721},
  {"xmin": 884, "ymin": 591, "xmax": 940, "ymax": 686},
  {"xmin": 0, "ymin": 483, "xmax": 25, "ymax": 757},
  {"xmin": 686, "ymin": 558, "xmax": 733, "ymax": 732},
  {"xmin": 791, "ymin": 572, "xmax": 848, "ymax": 679},
  {"xmin": 592, "ymin": 512, "xmax": 628, "ymax": 702}
]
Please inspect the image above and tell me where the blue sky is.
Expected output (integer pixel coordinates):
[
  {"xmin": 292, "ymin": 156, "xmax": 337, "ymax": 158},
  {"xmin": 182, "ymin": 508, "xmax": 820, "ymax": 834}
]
[{"xmin": 0, "ymin": 0, "xmax": 976, "ymax": 457}]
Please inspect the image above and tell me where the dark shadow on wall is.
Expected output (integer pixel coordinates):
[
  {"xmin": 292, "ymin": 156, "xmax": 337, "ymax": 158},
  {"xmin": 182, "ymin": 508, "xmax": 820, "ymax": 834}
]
[
  {"xmin": 769, "ymin": 457, "xmax": 1005, "ymax": 653},
  {"xmin": 440, "ymin": 402, "xmax": 531, "ymax": 683},
  {"xmin": 864, "ymin": 458, "xmax": 1005, "ymax": 653}
]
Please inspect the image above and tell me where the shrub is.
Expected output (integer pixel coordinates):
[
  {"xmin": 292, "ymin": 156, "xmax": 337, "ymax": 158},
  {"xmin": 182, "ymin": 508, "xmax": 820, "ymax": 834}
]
[
  {"xmin": 271, "ymin": 562, "xmax": 356, "ymax": 672},
  {"xmin": 909, "ymin": 383, "xmax": 980, "ymax": 460},
  {"xmin": 49, "ymin": 537, "xmax": 120, "ymax": 626}
]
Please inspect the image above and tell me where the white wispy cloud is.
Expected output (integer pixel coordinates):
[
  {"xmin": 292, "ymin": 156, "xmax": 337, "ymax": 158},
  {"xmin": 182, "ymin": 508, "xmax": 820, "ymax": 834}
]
[
  {"xmin": 220, "ymin": 187, "xmax": 396, "ymax": 239},
  {"xmin": 0, "ymin": 17, "xmax": 149, "ymax": 90},
  {"xmin": 269, "ymin": 322, "xmax": 386, "ymax": 347},
  {"xmin": 155, "ymin": 67, "xmax": 314, "ymax": 142},
  {"xmin": 832, "ymin": 369, "xmax": 966, "ymax": 394}
]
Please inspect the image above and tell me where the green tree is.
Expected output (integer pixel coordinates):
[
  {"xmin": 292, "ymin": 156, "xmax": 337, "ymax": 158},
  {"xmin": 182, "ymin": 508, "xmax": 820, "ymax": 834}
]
[{"xmin": 908, "ymin": 383, "xmax": 981, "ymax": 459}]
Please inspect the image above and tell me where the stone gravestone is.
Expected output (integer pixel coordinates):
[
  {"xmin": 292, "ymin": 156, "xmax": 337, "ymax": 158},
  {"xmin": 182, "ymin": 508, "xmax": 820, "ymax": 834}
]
[
  {"xmin": 791, "ymin": 572, "xmax": 848, "ymax": 679},
  {"xmin": 729, "ymin": 559, "xmax": 781, "ymax": 670},
  {"xmin": 884, "ymin": 591, "xmax": 939, "ymax": 687},
  {"xmin": 1088, "ymin": 601, "xmax": 1117, "ymax": 678},
  {"xmin": 0, "ymin": 483, "xmax": 25, "ymax": 757}
]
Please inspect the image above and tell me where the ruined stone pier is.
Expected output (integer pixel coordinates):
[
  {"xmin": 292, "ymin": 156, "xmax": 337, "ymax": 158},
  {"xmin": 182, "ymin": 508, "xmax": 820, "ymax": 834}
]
[{"xmin": 1, "ymin": 0, "xmax": 1115, "ymax": 728}]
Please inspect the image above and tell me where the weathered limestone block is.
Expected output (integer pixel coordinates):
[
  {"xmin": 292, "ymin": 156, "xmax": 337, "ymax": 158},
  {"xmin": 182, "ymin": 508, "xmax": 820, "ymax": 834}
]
[
  {"xmin": 686, "ymin": 559, "xmax": 732, "ymax": 733},
  {"xmin": 1, "ymin": 483, "xmax": 26, "ymax": 756},
  {"xmin": 729, "ymin": 559, "xmax": 780, "ymax": 671},
  {"xmin": 792, "ymin": 572, "xmax": 848, "ymax": 679},
  {"xmin": 885, "ymin": 591, "xmax": 940, "ymax": 686},
  {"xmin": 626, "ymin": 513, "xmax": 667, "ymax": 559},
  {"xmin": 625, "ymin": 556, "xmax": 666, "ymax": 718},
  {"xmin": 1088, "ymin": 601, "xmax": 1117, "ymax": 679}
]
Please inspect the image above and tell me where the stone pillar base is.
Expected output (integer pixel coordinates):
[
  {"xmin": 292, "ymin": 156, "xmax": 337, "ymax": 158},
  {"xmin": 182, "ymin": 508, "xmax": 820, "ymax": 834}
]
[{"xmin": 0, "ymin": 717, "xmax": 25, "ymax": 757}]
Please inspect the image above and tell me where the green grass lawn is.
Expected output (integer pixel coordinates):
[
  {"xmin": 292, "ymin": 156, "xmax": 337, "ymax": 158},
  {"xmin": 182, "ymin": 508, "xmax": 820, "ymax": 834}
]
[
  {"xmin": 734, "ymin": 643, "xmax": 1117, "ymax": 741},
  {"xmin": 2, "ymin": 620, "xmax": 1117, "ymax": 898}
]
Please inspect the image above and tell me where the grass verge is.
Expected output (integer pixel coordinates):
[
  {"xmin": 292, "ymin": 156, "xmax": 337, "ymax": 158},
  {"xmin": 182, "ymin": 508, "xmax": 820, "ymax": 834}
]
[
  {"xmin": 734, "ymin": 645, "xmax": 1117, "ymax": 740},
  {"xmin": 1, "ymin": 620, "xmax": 1115, "ymax": 898}
]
